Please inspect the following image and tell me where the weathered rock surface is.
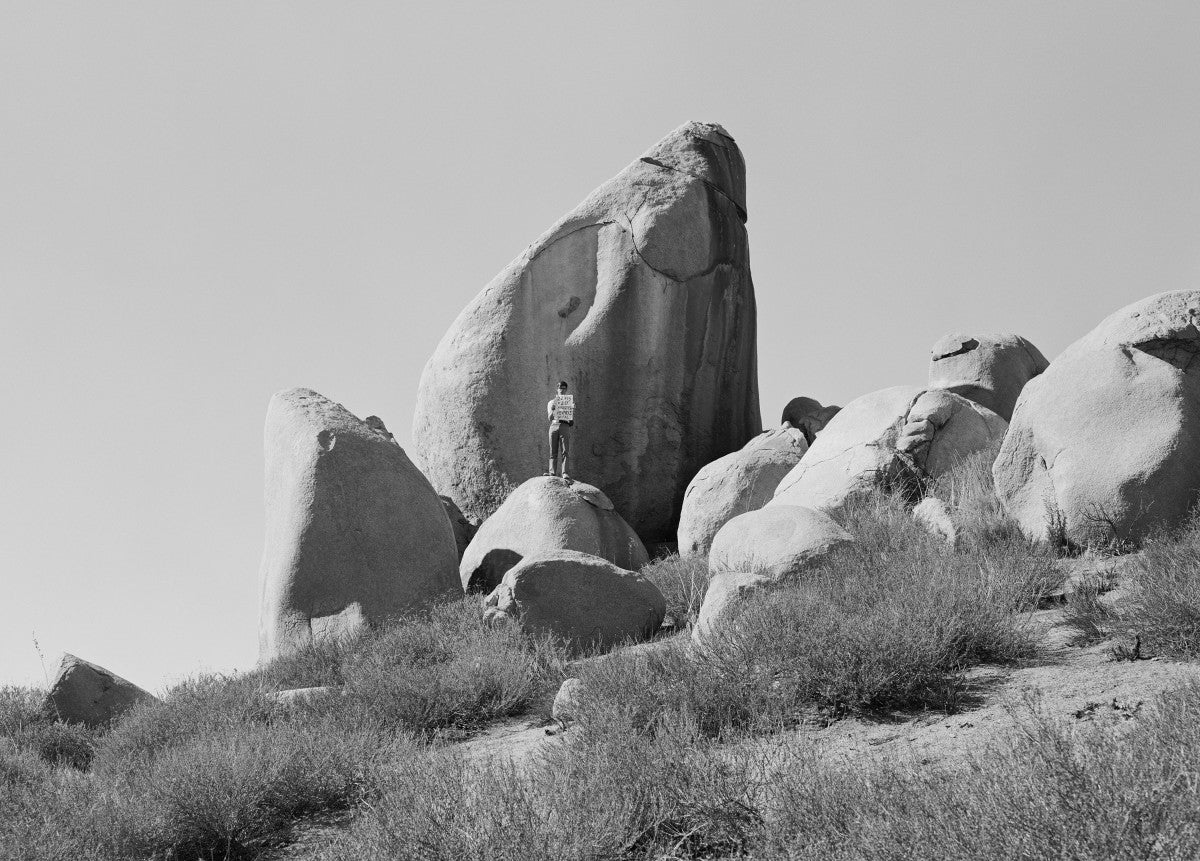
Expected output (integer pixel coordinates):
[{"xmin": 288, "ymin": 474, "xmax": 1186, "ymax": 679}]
[
  {"xmin": 677, "ymin": 427, "xmax": 808, "ymax": 558},
  {"xmin": 780, "ymin": 397, "xmax": 842, "ymax": 444},
  {"xmin": 995, "ymin": 291, "xmax": 1200, "ymax": 545},
  {"xmin": 440, "ymin": 495, "xmax": 476, "ymax": 561},
  {"xmin": 483, "ymin": 551, "xmax": 666, "ymax": 653},
  {"xmin": 42, "ymin": 654, "xmax": 156, "ymax": 727},
  {"xmin": 460, "ymin": 476, "xmax": 648, "ymax": 593},
  {"xmin": 258, "ymin": 389, "xmax": 460, "ymax": 662},
  {"xmin": 413, "ymin": 122, "xmax": 761, "ymax": 543},
  {"xmin": 928, "ymin": 333, "xmax": 1049, "ymax": 421},
  {"xmin": 692, "ymin": 571, "xmax": 774, "ymax": 647},
  {"xmin": 912, "ymin": 496, "xmax": 958, "ymax": 547},
  {"xmin": 771, "ymin": 386, "xmax": 1007, "ymax": 513},
  {"xmin": 708, "ymin": 505, "xmax": 853, "ymax": 580},
  {"xmin": 552, "ymin": 678, "xmax": 585, "ymax": 725}
]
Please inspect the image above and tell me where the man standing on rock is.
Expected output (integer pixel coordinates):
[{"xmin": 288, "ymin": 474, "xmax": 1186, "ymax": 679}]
[{"xmin": 546, "ymin": 381, "xmax": 575, "ymax": 479}]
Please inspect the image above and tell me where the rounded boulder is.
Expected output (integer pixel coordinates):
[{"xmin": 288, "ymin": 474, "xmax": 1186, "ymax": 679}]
[
  {"xmin": 771, "ymin": 386, "xmax": 1006, "ymax": 513},
  {"xmin": 994, "ymin": 291, "xmax": 1200, "ymax": 545},
  {"xmin": 483, "ymin": 551, "xmax": 666, "ymax": 653},
  {"xmin": 928, "ymin": 332, "xmax": 1049, "ymax": 422},
  {"xmin": 460, "ymin": 476, "xmax": 648, "ymax": 593},
  {"xmin": 677, "ymin": 426, "xmax": 809, "ymax": 559},
  {"xmin": 708, "ymin": 505, "xmax": 853, "ymax": 580}
]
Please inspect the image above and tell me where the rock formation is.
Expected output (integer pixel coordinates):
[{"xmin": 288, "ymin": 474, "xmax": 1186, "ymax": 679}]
[
  {"xmin": 483, "ymin": 550, "xmax": 666, "ymax": 653},
  {"xmin": 692, "ymin": 571, "xmax": 774, "ymax": 647},
  {"xmin": 771, "ymin": 386, "xmax": 1007, "ymax": 513},
  {"xmin": 258, "ymin": 389, "xmax": 460, "ymax": 662},
  {"xmin": 708, "ymin": 505, "xmax": 853, "ymax": 580},
  {"xmin": 677, "ymin": 426, "xmax": 808, "ymax": 558},
  {"xmin": 413, "ymin": 122, "xmax": 761, "ymax": 543},
  {"xmin": 459, "ymin": 476, "xmax": 648, "ymax": 593},
  {"xmin": 440, "ymin": 495, "xmax": 476, "ymax": 561},
  {"xmin": 994, "ymin": 291, "xmax": 1200, "ymax": 545},
  {"xmin": 780, "ymin": 396, "xmax": 841, "ymax": 444},
  {"xmin": 42, "ymin": 654, "xmax": 156, "ymax": 727},
  {"xmin": 928, "ymin": 333, "xmax": 1049, "ymax": 421}
]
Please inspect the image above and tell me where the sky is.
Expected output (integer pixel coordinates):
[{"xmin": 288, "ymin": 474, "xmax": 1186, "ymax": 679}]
[{"xmin": 4, "ymin": 2, "xmax": 1200, "ymax": 691}]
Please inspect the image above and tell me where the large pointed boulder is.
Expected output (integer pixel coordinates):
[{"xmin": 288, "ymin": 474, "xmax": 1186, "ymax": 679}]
[
  {"xmin": 928, "ymin": 332, "xmax": 1049, "ymax": 422},
  {"xmin": 995, "ymin": 291, "xmax": 1200, "ymax": 545},
  {"xmin": 413, "ymin": 122, "xmax": 761, "ymax": 543},
  {"xmin": 42, "ymin": 654, "xmax": 157, "ymax": 728},
  {"xmin": 771, "ymin": 386, "xmax": 1006, "ymax": 513},
  {"xmin": 677, "ymin": 426, "xmax": 808, "ymax": 558},
  {"xmin": 258, "ymin": 389, "xmax": 460, "ymax": 662},
  {"xmin": 460, "ymin": 476, "xmax": 648, "ymax": 593}
]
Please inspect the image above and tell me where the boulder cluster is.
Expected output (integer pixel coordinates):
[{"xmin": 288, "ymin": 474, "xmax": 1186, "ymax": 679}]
[
  {"xmin": 44, "ymin": 123, "xmax": 1200, "ymax": 731},
  {"xmin": 237, "ymin": 126, "xmax": 1200, "ymax": 681}
]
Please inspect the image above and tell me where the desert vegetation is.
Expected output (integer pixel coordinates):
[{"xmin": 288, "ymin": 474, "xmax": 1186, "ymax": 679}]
[{"xmin": 7, "ymin": 470, "xmax": 1200, "ymax": 860}]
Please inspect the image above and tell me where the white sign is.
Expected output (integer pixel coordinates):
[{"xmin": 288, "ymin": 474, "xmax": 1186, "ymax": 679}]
[{"xmin": 553, "ymin": 394, "xmax": 575, "ymax": 421}]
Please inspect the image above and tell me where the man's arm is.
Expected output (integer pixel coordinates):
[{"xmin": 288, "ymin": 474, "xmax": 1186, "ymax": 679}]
[{"xmin": 547, "ymin": 399, "xmax": 555, "ymax": 421}]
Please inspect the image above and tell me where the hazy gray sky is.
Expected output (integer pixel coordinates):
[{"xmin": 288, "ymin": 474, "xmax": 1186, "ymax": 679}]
[{"xmin": 4, "ymin": 2, "xmax": 1200, "ymax": 689}]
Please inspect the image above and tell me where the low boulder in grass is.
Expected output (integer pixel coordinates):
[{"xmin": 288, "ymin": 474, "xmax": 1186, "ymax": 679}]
[
  {"xmin": 692, "ymin": 571, "xmax": 774, "ymax": 647},
  {"xmin": 677, "ymin": 426, "xmax": 809, "ymax": 559},
  {"xmin": 42, "ymin": 653, "xmax": 157, "ymax": 728},
  {"xmin": 709, "ymin": 505, "xmax": 853, "ymax": 580},
  {"xmin": 912, "ymin": 497, "xmax": 958, "ymax": 547},
  {"xmin": 552, "ymin": 678, "xmax": 585, "ymax": 726},
  {"xmin": 483, "ymin": 550, "xmax": 666, "ymax": 653},
  {"xmin": 460, "ymin": 477, "xmax": 648, "ymax": 593},
  {"xmin": 771, "ymin": 386, "xmax": 1007, "ymax": 514}
]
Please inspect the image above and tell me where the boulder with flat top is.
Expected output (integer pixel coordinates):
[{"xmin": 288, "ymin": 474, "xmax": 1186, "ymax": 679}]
[{"xmin": 460, "ymin": 476, "xmax": 648, "ymax": 593}]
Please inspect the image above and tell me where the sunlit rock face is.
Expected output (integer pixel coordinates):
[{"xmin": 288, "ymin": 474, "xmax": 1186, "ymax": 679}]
[
  {"xmin": 258, "ymin": 389, "xmax": 459, "ymax": 662},
  {"xmin": 413, "ymin": 122, "xmax": 761, "ymax": 543},
  {"xmin": 995, "ymin": 291, "xmax": 1200, "ymax": 546}
]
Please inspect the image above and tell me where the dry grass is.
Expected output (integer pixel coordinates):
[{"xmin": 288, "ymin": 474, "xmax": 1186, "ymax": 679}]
[
  {"xmin": 306, "ymin": 682, "xmax": 1200, "ymax": 861},
  {"xmin": 0, "ymin": 597, "xmax": 567, "ymax": 861},
  {"xmin": 636, "ymin": 553, "xmax": 712, "ymax": 626}
]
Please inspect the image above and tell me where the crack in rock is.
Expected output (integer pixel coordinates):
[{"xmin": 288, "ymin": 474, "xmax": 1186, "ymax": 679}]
[
  {"xmin": 1130, "ymin": 326, "xmax": 1200, "ymax": 372},
  {"xmin": 932, "ymin": 338, "xmax": 980, "ymax": 362},
  {"xmin": 638, "ymin": 156, "xmax": 748, "ymax": 223}
]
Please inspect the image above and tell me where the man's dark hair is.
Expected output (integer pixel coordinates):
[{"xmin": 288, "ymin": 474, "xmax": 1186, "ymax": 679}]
[{"xmin": 558, "ymin": 381, "xmax": 569, "ymax": 389}]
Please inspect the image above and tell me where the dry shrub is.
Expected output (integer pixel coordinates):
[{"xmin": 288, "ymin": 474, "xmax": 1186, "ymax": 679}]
[
  {"xmin": 310, "ymin": 682, "xmax": 1200, "ymax": 861},
  {"xmin": 1115, "ymin": 511, "xmax": 1200, "ymax": 657},
  {"xmin": 637, "ymin": 553, "xmax": 712, "ymax": 626}
]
